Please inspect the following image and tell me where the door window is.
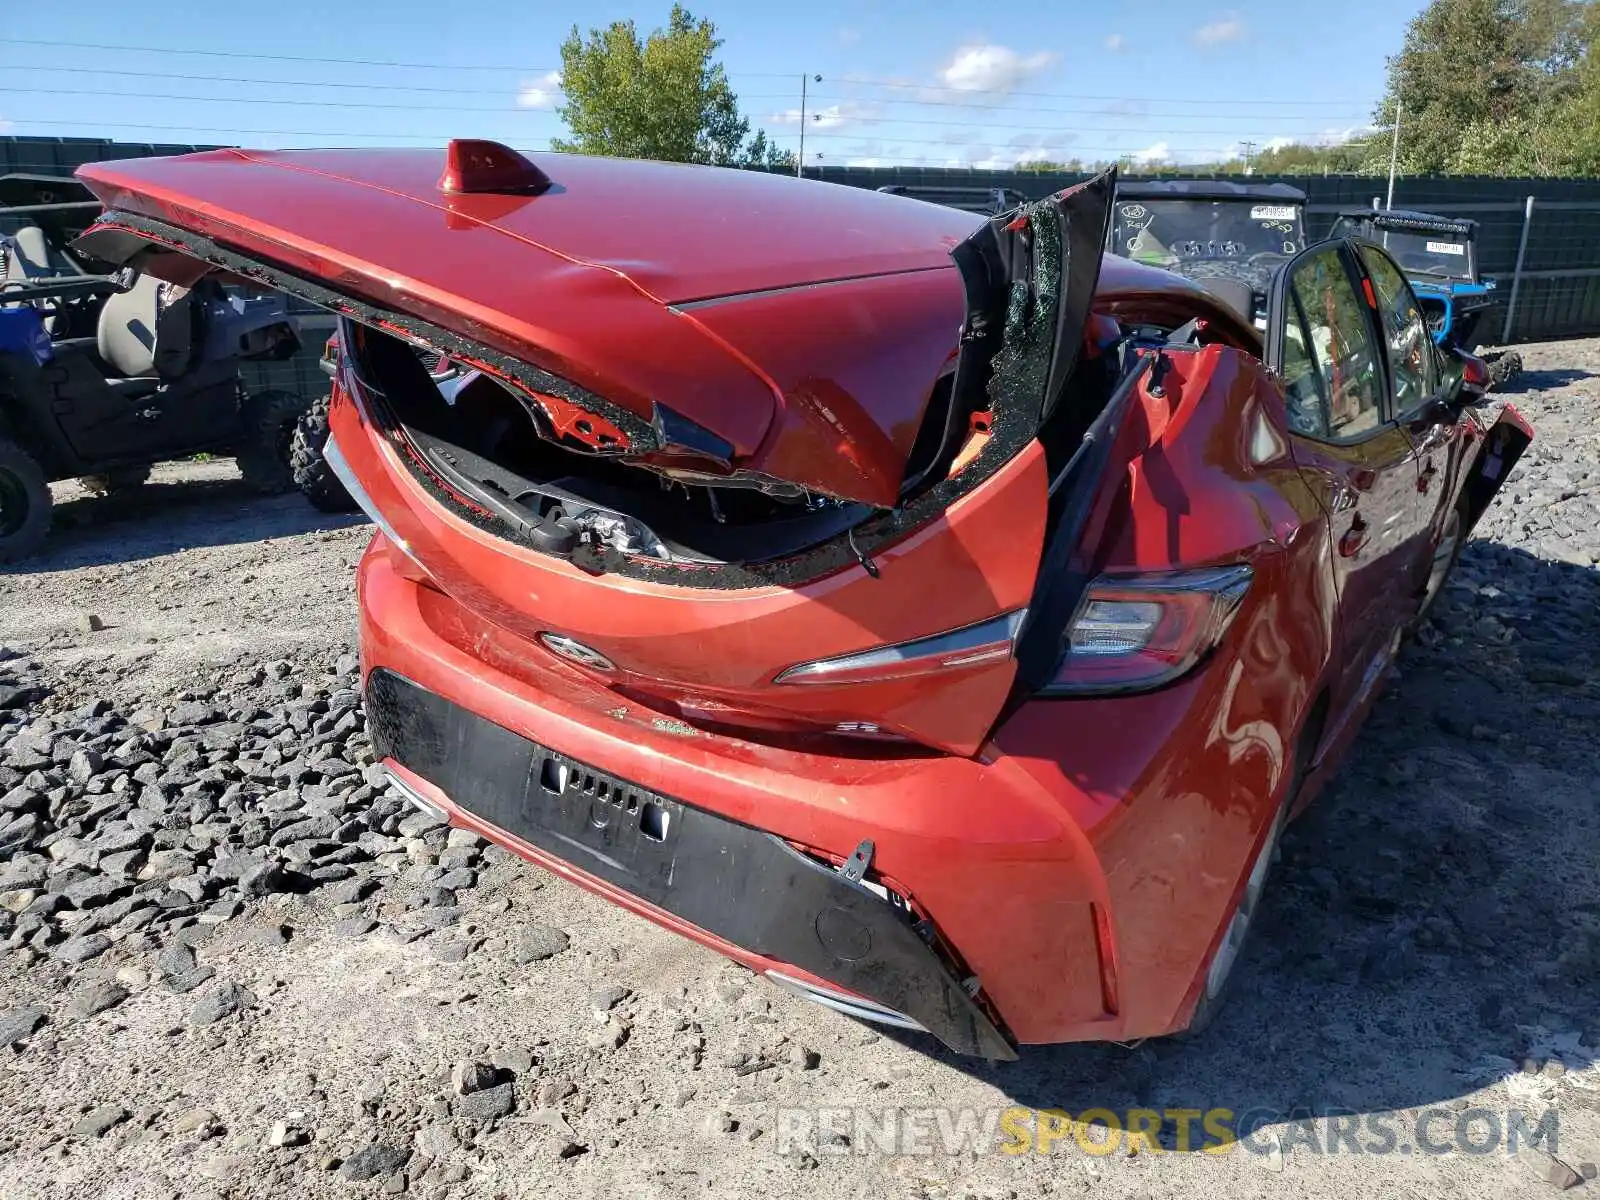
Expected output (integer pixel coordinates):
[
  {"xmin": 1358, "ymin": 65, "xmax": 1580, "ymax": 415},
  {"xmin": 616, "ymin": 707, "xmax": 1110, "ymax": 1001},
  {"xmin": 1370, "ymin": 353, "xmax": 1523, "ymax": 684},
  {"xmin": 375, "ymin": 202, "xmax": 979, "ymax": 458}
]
[
  {"xmin": 1358, "ymin": 244, "xmax": 1434, "ymax": 416},
  {"xmin": 1282, "ymin": 247, "xmax": 1385, "ymax": 441}
]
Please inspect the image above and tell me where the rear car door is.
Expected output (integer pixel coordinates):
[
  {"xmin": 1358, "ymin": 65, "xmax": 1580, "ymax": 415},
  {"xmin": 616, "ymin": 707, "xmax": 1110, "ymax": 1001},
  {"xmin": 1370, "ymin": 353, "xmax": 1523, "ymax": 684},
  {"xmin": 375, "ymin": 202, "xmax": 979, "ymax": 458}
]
[
  {"xmin": 1355, "ymin": 242, "xmax": 1461, "ymax": 582},
  {"xmin": 1267, "ymin": 241, "xmax": 1418, "ymax": 715}
]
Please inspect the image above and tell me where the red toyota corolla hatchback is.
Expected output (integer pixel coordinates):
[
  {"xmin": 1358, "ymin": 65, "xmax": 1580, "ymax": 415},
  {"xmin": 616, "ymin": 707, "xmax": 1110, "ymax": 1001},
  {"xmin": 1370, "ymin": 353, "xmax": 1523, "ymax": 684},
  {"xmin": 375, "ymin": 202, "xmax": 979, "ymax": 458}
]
[{"xmin": 73, "ymin": 144, "xmax": 1531, "ymax": 1059}]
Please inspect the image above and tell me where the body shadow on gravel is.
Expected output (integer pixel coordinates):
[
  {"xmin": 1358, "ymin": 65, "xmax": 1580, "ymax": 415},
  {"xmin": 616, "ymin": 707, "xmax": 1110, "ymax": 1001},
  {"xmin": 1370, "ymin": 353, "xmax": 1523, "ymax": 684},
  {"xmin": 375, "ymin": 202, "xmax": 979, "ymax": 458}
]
[{"xmin": 877, "ymin": 544, "xmax": 1600, "ymax": 1146}]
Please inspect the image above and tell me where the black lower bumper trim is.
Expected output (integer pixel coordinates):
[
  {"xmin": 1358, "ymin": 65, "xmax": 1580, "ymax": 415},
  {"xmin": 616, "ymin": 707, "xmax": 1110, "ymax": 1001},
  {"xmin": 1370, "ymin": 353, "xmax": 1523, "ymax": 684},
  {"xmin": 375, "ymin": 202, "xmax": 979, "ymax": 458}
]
[{"xmin": 365, "ymin": 669, "xmax": 1016, "ymax": 1060}]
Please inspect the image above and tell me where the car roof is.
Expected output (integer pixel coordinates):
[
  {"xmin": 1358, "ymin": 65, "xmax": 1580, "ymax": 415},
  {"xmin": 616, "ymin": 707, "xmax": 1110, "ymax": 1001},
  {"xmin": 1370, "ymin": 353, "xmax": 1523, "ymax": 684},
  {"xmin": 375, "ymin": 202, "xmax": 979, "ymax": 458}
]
[
  {"xmin": 1333, "ymin": 207, "xmax": 1477, "ymax": 236},
  {"xmin": 1114, "ymin": 179, "xmax": 1307, "ymax": 203}
]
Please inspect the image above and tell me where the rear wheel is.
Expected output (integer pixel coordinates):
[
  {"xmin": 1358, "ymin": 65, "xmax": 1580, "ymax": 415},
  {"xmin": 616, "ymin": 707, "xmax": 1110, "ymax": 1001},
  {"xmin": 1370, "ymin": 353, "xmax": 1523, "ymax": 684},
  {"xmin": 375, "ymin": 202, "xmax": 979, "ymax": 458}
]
[
  {"xmin": 78, "ymin": 465, "xmax": 152, "ymax": 496},
  {"xmin": 235, "ymin": 389, "xmax": 310, "ymax": 495},
  {"xmin": 288, "ymin": 393, "xmax": 357, "ymax": 513},
  {"xmin": 0, "ymin": 437, "xmax": 53, "ymax": 563},
  {"xmin": 1412, "ymin": 496, "xmax": 1468, "ymax": 632}
]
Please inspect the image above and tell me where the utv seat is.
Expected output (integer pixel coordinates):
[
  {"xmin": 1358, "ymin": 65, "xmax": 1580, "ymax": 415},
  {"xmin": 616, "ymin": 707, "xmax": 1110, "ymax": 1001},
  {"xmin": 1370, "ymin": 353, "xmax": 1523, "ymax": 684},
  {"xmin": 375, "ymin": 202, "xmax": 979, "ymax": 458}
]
[
  {"xmin": 96, "ymin": 272, "xmax": 199, "ymax": 384},
  {"xmin": 2, "ymin": 226, "xmax": 84, "ymax": 333},
  {"xmin": 1193, "ymin": 277, "xmax": 1256, "ymax": 326},
  {"xmin": 9, "ymin": 226, "xmax": 80, "ymax": 279},
  {"xmin": 39, "ymin": 272, "xmax": 201, "ymax": 399}
]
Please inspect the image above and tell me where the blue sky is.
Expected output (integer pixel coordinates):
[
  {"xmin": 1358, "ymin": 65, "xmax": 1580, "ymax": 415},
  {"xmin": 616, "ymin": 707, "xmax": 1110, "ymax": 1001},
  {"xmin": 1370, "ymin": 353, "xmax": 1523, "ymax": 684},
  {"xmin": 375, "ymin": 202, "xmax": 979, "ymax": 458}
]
[{"xmin": 0, "ymin": 0, "xmax": 1425, "ymax": 167}]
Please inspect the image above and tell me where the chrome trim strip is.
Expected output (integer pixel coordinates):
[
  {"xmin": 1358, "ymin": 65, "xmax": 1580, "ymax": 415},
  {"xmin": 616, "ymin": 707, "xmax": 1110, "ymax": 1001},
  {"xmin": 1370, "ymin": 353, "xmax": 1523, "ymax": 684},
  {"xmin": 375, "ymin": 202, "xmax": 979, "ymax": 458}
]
[
  {"xmin": 379, "ymin": 764, "xmax": 448, "ymax": 822},
  {"xmin": 765, "ymin": 970, "xmax": 929, "ymax": 1033},
  {"xmin": 322, "ymin": 435, "xmax": 417, "ymax": 564}
]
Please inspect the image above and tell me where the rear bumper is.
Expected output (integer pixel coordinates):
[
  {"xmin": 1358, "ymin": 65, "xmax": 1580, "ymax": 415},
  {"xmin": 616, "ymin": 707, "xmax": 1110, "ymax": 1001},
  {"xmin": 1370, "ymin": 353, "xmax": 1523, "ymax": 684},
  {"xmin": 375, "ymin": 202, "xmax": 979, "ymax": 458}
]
[
  {"xmin": 366, "ymin": 668, "xmax": 1014, "ymax": 1059},
  {"xmin": 354, "ymin": 530, "xmax": 1306, "ymax": 1053}
]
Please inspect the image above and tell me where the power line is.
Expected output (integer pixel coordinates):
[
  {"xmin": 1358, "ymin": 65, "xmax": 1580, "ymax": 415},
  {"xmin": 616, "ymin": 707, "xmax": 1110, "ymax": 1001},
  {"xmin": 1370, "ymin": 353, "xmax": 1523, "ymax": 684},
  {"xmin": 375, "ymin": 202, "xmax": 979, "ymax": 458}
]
[
  {"xmin": 0, "ymin": 63, "xmax": 538, "ymax": 96},
  {"xmin": 0, "ymin": 86, "xmax": 544, "ymax": 114},
  {"xmin": 5, "ymin": 119, "xmax": 1371, "ymax": 159},
  {"xmin": 4, "ymin": 38, "xmax": 1376, "ymax": 106},
  {"xmin": 3, "ymin": 36, "xmax": 558, "ymax": 73},
  {"xmin": 0, "ymin": 87, "xmax": 1372, "ymax": 136},
  {"xmin": 825, "ymin": 78, "xmax": 1371, "ymax": 106}
]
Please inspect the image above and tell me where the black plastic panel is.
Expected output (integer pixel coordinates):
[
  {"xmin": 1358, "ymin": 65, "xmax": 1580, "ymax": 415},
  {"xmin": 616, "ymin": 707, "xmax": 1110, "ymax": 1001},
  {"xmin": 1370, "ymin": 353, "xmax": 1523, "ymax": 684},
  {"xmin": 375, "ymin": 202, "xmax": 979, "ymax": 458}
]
[{"xmin": 365, "ymin": 669, "xmax": 1017, "ymax": 1060}]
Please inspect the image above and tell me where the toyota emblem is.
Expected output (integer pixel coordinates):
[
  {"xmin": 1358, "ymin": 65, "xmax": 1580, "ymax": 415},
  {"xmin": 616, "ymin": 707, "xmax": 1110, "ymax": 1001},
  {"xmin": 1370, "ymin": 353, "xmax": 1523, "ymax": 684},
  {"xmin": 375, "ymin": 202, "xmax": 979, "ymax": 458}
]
[{"xmin": 538, "ymin": 633, "xmax": 617, "ymax": 672}]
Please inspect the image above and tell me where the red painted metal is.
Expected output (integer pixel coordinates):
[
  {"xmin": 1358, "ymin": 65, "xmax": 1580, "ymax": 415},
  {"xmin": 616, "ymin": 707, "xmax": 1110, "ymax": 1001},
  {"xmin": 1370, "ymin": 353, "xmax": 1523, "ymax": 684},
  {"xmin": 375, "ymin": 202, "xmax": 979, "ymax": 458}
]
[{"xmin": 73, "ymin": 146, "xmax": 1531, "ymax": 1050}]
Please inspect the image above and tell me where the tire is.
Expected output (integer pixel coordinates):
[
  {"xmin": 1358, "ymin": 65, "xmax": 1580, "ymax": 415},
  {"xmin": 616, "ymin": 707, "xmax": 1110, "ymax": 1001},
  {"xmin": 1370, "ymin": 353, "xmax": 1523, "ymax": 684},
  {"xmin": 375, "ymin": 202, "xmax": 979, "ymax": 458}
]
[
  {"xmin": 234, "ymin": 389, "xmax": 310, "ymax": 495},
  {"xmin": 78, "ymin": 465, "xmax": 153, "ymax": 496},
  {"xmin": 0, "ymin": 437, "xmax": 53, "ymax": 563},
  {"xmin": 1487, "ymin": 351, "xmax": 1522, "ymax": 390},
  {"xmin": 1180, "ymin": 711, "xmax": 1321, "ymax": 1036},
  {"xmin": 1411, "ymin": 494, "xmax": 1470, "ymax": 633},
  {"xmin": 288, "ymin": 392, "xmax": 358, "ymax": 513}
]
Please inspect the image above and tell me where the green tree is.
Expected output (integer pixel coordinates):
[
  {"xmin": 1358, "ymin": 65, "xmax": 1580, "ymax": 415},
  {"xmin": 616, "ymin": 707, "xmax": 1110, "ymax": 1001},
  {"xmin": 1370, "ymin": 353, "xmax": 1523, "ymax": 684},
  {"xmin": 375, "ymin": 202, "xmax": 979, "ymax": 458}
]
[
  {"xmin": 1014, "ymin": 159, "xmax": 1087, "ymax": 173},
  {"xmin": 1374, "ymin": 0, "xmax": 1592, "ymax": 175},
  {"xmin": 553, "ymin": 5, "xmax": 791, "ymax": 167}
]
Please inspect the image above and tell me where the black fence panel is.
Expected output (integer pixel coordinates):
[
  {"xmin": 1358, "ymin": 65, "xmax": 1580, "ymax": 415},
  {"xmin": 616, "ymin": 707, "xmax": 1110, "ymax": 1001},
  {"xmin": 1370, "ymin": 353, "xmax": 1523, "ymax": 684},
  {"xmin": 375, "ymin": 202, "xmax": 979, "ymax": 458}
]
[{"xmin": 7, "ymin": 135, "xmax": 1600, "ymax": 347}]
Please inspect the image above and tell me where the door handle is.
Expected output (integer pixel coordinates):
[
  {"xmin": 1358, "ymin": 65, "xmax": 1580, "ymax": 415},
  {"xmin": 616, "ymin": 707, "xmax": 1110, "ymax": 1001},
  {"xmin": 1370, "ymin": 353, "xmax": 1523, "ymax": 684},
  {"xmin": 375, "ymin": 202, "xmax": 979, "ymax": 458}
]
[
  {"xmin": 1338, "ymin": 515, "xmax": 1369, "ymax": 558},
  {"xmin": 1418, "ymin": 461, "xmax": 1439, "ymax": 493}
]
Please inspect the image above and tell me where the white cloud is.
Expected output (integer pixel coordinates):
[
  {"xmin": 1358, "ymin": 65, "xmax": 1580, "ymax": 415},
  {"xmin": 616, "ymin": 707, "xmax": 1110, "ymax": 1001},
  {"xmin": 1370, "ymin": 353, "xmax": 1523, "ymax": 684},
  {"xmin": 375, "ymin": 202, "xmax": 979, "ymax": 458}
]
[
  {"xmin": 1263, "ymin": 136, "xmax": 1296, "ymax": 152},
  {"xmin": 1130, "ymin": 141, "xmax": 1172, "ymax": 165},
  {"xmin": 516, "ymin": 71, "xmax": 563, "ymax": 110},
  {"xmin": 938, "ymin": 44, "xmax": 1057, "ymax": 95},
  {"xmin": 1321, "ymin": 124, "xmax": 1376, "ymax": 145},
  {"xmin": 768, "ymin": 102, "xmax": 873, "ymax": 131},
  {"xmin": 1193, "ymin": 13, "xmax": 1245, "ymax": 46},
  {"xmin": 837, "ymin": 26, "xmax": 861, "ymax": 45},
  {"xmin": 1105, "ymin": 34, "xmax": 1126, "ymax": 52}
]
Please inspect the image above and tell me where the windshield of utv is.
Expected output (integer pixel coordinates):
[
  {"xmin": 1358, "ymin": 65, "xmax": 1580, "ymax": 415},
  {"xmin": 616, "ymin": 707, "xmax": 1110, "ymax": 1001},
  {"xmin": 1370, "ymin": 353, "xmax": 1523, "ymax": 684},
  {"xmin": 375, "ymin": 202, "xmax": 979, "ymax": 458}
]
[
  {"xmin": 1330, "ymin": 219, "xmax": 1475, "ymax": 282},
  {"xmin": 1112, "ymin": 199, "xmax": 1304, "ymax": 270}
]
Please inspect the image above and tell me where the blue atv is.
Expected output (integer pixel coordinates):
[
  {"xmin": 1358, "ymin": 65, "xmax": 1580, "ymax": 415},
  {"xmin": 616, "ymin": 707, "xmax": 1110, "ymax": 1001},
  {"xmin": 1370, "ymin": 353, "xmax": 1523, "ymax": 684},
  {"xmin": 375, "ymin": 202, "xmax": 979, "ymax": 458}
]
[{"xmin": 1328, "ymin": 208, "xmax": 1522, "ymax": 388}]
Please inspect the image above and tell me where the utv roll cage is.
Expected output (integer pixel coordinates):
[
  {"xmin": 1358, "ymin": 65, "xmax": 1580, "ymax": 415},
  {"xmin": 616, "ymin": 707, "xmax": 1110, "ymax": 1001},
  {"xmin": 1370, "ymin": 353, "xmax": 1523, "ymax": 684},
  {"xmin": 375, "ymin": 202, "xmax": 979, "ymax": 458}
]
[{"xmin": 1111, "ymin": 179, "xmax": 1308, "ymax": 205}]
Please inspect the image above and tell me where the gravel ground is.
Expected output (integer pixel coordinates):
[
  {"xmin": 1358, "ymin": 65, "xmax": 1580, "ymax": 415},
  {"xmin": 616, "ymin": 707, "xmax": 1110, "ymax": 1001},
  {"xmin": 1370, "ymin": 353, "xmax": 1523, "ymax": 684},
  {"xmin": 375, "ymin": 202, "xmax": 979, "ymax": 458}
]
[{"xmin": 1, "ymin": 341, "xmax": 1598, "ymax": 1200}]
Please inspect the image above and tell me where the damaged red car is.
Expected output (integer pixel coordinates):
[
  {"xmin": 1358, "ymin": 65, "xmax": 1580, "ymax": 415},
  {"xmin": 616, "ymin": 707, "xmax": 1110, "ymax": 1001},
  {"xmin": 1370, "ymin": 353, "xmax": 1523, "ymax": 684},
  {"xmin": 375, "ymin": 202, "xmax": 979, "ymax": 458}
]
[{"xmin": 73, "ymin": 143, "xmax": 1532, "ymax": 1059}]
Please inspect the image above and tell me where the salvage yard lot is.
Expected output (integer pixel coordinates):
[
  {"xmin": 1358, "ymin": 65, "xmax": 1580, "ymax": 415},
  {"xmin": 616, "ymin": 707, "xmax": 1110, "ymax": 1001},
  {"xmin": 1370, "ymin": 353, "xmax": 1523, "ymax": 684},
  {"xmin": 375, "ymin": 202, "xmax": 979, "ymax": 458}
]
[{"xmin": 1, "ymin": 339, "xmax": 1599, "ymax": 1199}]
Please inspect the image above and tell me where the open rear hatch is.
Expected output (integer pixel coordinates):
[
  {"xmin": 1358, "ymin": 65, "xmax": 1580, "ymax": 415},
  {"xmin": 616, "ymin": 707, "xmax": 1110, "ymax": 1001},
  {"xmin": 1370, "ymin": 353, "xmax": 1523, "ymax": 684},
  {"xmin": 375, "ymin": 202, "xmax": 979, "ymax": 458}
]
[{"xmin": 74, "ymin": 145, "xmax": 1117, "ymax": 754}]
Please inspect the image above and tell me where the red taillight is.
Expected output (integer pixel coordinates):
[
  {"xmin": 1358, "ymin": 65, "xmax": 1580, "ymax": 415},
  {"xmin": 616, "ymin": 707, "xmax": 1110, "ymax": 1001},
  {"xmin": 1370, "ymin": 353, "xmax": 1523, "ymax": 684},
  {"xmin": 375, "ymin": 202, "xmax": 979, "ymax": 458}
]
[
  {"xmin": 773, "ymin": 610, "xmax": 1026, "ymax": 686},
  {"xmin": 1459, "ymin": 352, "xmax": 1489, "ymax": 393},
  {"xmin": 1046, "ymin": 565, "xmax": 1253, "ymax": 696}
]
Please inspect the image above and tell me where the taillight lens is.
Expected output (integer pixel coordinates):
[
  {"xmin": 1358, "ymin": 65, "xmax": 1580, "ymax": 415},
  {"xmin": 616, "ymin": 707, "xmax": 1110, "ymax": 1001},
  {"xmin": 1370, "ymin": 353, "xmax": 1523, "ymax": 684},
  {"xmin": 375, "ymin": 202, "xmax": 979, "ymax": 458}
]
[
  {"xmin": 773, "ymin": 610, "xmax": 1026, "ymax": 686},
  {"xmin": 1047, "ymin": 565, "xmax": 1252, "ymax": 696}
]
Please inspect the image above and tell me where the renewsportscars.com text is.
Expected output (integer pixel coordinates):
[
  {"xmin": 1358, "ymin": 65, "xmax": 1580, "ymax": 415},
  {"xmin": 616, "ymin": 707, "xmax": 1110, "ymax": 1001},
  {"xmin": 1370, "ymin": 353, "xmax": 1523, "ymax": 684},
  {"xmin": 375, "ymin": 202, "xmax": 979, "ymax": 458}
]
[{"xmin": 773, "ymin": 1105, "xmax": 1561, "ymax": 1158}]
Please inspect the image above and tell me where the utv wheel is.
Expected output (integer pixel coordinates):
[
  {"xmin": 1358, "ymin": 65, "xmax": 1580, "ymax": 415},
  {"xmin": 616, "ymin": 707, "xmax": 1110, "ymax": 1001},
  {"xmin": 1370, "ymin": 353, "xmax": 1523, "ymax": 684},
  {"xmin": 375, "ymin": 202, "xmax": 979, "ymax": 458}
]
[
  {"xmin": 1180, "ymin": 712, "xmax": 1320, "ymax": 1037},
  {"xmin": 288, "ymin": 392, "xmax": 358, "ymax": 513},
  {"xmin": 235, "ymin": 389, "xmax": 310, "ymax": 495},
  {"xmin": 0, "ymin": 437, "xmax": 53, "ymax": 563},
  {"xmin": 78, "ymin": 465, "xmax": 152, "ymax": 496}
]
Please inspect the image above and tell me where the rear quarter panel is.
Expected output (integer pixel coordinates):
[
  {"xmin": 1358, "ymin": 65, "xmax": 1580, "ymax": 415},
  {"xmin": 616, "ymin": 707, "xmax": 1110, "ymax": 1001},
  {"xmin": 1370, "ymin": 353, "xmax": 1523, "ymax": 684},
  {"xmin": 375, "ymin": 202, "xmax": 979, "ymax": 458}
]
[{"xmin": 1000, "ymin": 345, "xmax": 1342, "ymax": 1037}]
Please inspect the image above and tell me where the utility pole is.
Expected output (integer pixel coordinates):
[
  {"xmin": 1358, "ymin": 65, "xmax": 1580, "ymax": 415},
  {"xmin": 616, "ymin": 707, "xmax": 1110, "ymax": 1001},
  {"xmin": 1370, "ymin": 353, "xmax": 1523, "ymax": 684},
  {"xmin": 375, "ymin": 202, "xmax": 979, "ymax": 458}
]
[
  {"xmin": 1240, "ymin": 140, "xmax": 1257, "ymax": 175},
  {"xmin": 797, "ymin": 74, "xmax": 820, "ymax": 178},
  {"xmin": 1386, "ymin": 98, "xmax": 1403, "ymax": 209}
]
